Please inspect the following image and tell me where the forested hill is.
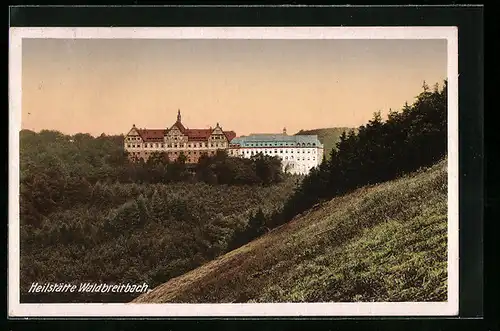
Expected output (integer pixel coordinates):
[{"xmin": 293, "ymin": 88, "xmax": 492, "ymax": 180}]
[
  {"xmin": 133, "ymin": 157, "xmax": 448, "ymax": 303},
  {"xmin": 295, "ymin": 127, "xmax": 353, "ymax": 159},
  {"xmin": 20, "ymin": 79, "xmax": 447, "ymax": 304},
  {"xmin": 19, "ymin": 130, "xmax": 298, "ymax": 303},
  {"xmin": 134, "ymin": 80, "xmax": 448, "ymax": 303}
]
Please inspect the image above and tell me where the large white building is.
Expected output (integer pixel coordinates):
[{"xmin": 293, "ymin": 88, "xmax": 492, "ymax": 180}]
[{"xmin": 228, "ymin": 128, "xmax": 324, "ymax": 175}]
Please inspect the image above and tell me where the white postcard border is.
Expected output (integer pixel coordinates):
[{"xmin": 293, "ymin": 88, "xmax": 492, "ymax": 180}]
[{"xmin": 8, "ymin": 26, "xmax": 459, "ymax": 317}]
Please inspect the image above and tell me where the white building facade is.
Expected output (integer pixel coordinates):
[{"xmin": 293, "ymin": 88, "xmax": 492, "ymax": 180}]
[{"xmin": 228, "ymin": 129, "xmax": 324, "ymax": 175}]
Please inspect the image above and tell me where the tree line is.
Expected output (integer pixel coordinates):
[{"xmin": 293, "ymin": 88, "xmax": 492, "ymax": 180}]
[
  {"xmin": 19, "ymin": 128, "xmax": 295, "ymax": 302},
  {"xmin": 278, "ymin": 80, "xmax": 447, "ymax": 227},
  {"xmin": 227, "ymin": 80, "xmax": 448, "ymax": 249},
  {"xmin": 19, "ymin": 131, "xmax": 286, "ymax": 228}
]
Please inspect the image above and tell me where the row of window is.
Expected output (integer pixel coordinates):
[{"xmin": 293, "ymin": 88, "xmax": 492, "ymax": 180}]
[
  {"xmin": 283, "ymin": 156, "xmax": 315, "ymax": 161},
  {"xmin": 127, "ymin": 142, "xmax": 226, "ymax": 149},
  {"xmin": 244, "ymin": 149, "xmax": 316, "ymax": 155},
  {"xmin": 243, "ymin": 142, "xmax": 317, "ymax": 147},
  {"xmin": 236, "ymin": 151, "xmax": 316, "ymax": 162},
  {"xmin": 129, "ymin": 150, "xmax": 218, "ymax": 157},
  {"xmin": 288, "ymin": 164, "xmax": 314, "ymax": 169},
  {"xmin": 128, "ymin": 135, "xmax": 227, "ymax": 142}
]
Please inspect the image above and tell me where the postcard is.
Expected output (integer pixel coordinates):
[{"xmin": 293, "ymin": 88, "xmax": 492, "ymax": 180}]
[{"xmin": 8, "ymin": 26, "xmax": 459, "ymax": 317}]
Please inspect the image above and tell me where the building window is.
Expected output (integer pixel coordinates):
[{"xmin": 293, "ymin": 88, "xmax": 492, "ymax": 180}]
[
  {"xmin": 161, "ymin": 144, "xmax": 164, "ymax": 148},
  {"xmin": 280, "ymin": 150, "xmax": 283, "ymax": 153},
  {"xmin": 308, "ymin": 150, "xmax": 311, "ymax": 153}
]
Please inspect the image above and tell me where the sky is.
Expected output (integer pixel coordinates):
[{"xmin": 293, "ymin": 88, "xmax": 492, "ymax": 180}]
[{"xmin": 21, "ymin": 38, "xmax": 447, "ymax": 137}]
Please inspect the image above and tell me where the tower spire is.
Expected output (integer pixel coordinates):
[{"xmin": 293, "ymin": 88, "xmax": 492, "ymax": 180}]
[{"xmin": 177, "ymin": 109, "xmax": 181, "ymax": 122}]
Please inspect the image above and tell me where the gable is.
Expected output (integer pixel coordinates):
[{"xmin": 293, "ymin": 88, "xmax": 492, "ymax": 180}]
[
  {"xmin": 211, "ymin": 126, "xmax": 224, "ymax": 135},
  {"xmin": 169, "ymin": 121, "xmax": 186, "ymax": 133},
  {"xmin": 125, "ymin": 127, "xmax": 144, "ymax": 143},
  {"xmin": 126, "ymin": 127, "xmax": 140, "ymax": 137},
  {"xmin": 167, "ymin": 125, "xmax": 183, "ymax": 136}
]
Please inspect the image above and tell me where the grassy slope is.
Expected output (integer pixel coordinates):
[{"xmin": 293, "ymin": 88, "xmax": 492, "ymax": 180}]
[
  {"xmin": 295, "ymin": 128, "xmax": 354, "ymax": 159},
  {"xmin": 133, "ymin": 158, "xmax": 447, "ymax": 303}
]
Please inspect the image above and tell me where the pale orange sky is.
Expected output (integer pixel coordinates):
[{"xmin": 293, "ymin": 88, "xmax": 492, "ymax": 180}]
[{"xmin": 21, "ymin": 38, "xmax": 447, "ymax": 137}]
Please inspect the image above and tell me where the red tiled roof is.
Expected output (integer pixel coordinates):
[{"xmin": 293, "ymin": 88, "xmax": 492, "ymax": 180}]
[
  {"xmin": 185, "ymin": 129, "xmax": 212, "ymax": 141},
  {"xmin": 137, "ymin": 129, "xmax": 167, "ymax": 142},
  {"xmin": 131, "ymin": 124, "xmax": 236, "ymax": 142},
  {"xmin": 224, "ymin": 131, "xmax": 237, "ymax": 142}
]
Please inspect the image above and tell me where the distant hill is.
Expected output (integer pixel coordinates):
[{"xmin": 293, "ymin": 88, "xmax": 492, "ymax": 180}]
[
  {"xmin": 133, "ymin": 158, "xmax": 447, "ymax": 303},
  {"xmin": 295, "ymin": 127, "xmax": 354, "ymax": 159}
]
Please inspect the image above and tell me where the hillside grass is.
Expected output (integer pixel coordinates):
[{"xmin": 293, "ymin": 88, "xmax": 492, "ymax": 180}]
[
  {"xmin": 134, "ymin": 158, "xmax": 447, "ymax": 303},
  {"xmin": 295, "ymin": 127, "xmax": 353, "ymax": 159}
]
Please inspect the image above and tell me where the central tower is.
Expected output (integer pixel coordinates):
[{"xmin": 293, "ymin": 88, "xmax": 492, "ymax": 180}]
[{"xmin": 177, "ymin": 109, "xmax": 181, "ymax": 123}]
